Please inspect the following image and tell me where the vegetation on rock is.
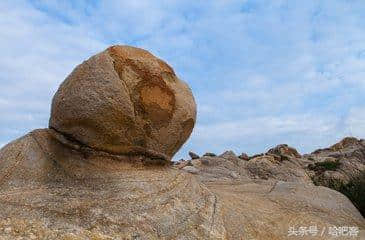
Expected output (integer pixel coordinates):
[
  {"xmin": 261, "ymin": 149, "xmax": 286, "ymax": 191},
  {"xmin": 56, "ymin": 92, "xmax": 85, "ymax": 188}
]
[
  {"xmin": 312, "ymin": 171, "xmax": 365, "ymax": 217},
  {"xmin": 308, "ymin": 159, "xmax": 342, "ymax": 171}
]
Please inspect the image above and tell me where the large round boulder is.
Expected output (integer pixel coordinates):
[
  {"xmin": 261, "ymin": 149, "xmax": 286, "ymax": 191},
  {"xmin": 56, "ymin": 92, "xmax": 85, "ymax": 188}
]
[{"xmin": 49, "ymin": 45, "xmax": 196, "ymax": 160}]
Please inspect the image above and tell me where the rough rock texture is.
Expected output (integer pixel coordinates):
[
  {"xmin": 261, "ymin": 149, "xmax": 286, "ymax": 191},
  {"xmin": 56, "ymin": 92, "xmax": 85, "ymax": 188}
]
[
  {"xmin": 187, "ymin": 146, "xmax": 310, "ymax": 183},
  {"xmin": 244, "ymin": 145, "xmax": 311, "ymax": 183},
  {"xmin": 176, "ymin": 148, "xmax": 311, "ymax": 183},
  {"xmin": 0, "ymin": 129, "xmax": 225, "ymax": 239},
  {"xmin": 305, "ymin": 137, "xmax": 365, "ymax": 186},
  {"xmin": 49, "ymin": 45, "xmax": 196, "ymax": 160},
  {"xmin": 303, "ymin": 137, "xmax": 365, "ymax": 217},
  {"xmin": 206, "ymin": 180, "xmax": 364, "ymax": 240},
  {"xmin": 184, "ymin": 152, "xmax": 247, "ymax": 182},
  {"xmin": 267, "ymin": 144, "xmax": 301, "ymax": 158},
  {"xmin": 1, "ymin": 131, "xmax": 364, "ymax": 239},
  {"xmin": 174, "ymin": 146, "xmax": 365, "ymax": 239}
]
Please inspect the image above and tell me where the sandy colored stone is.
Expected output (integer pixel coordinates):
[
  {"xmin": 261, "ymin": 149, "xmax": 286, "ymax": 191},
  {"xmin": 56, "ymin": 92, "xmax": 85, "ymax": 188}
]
[
  {"xmin": 205, "ymin": 179, "xmax": 365, "ymax": 240},
  {"xmin": 0, "ymin": 129, "xmax": 225, "ymax": 239},
  {"xmin": 267, "ymin": 144, "xmax": 301, "ymax": 158},
  {"xmin": 49, "ymin": 45, "xmax": 196, "ymax": 160},
  {"xmin": 244, "ymin": 154, "xmax": 312, "ymax": 183},
  {"xmin": 1, "ymin": 130, "xmax": 364, "ymax": 239}
]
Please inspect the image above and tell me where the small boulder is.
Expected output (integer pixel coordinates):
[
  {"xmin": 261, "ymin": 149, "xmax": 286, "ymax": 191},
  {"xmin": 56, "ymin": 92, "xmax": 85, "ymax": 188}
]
[
  {"xmin": 238, "ymin": 153, "xmax": 249, "ymax": 160},
  {"xmin": 203, "ymin": 152, "xmax": 217, "ymax": 157},
  {"xmin": 219, "ymin": 150, "xmax": 236, "ymax": 159},
  {"xmin": 267, "ymin": 144, "xmax": 301, "ymax": 159},
  {"xmin": 188, "ymin": 151, "xmax": 200, "ymax": 159},
  {"xmin": 49, "ymin": 45, "xmax": 197, "ymax": 161},
  {"xmin": 330, "ymin": 137, "xmax": 361, "ymax": 151}
]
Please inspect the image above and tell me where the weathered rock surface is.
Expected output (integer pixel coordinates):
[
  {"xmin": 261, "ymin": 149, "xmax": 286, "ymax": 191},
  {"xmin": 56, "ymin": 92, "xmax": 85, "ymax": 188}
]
[
  {"xmin": 303, "ymin": 137, "xmax": 365, "ymax": 217},
  {"xmin": 244, "ymin": 145, "xmax": 311, "ymax": 183},
  {"xmin": 305, "ymin": 137, "xmax": 365, "ymax": 186},
  {"xmin": 179, "ymin": 146, "xmax": 311, "ymax": 183},
  {"xmin": 50, "ymin": 45, "xmax": 196, "ymax": 161},
  {"xmin": 1, "ymin": 131, "xmax": 364, "ymax": 239},
  {"xmin": 206, "ymin": 180, "xmax": 364, "ymax": 240},
  {"xmin": 267, "ymin": 144, "xmax": 301, "ymax": 158},
  {"xmin": 173, "ymin": 143, "xmax": 365, "ymax": 239},
  {"xmin": 0, "ymin": 129, "xmax": 225, "ymax": 239}
]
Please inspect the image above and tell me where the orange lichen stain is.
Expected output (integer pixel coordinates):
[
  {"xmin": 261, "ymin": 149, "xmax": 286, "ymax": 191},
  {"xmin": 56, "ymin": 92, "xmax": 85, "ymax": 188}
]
[
  {"xmin": 157, "ymin": 59, "xmax": 175, "ymax": 75},
  {"xmin": 140, "ymin": 85, "xmax": 174, "ymax": 112}
]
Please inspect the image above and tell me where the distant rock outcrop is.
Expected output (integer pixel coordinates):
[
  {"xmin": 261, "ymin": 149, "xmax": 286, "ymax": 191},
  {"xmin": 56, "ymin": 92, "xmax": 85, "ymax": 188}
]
[
  {"xmin": 304, "ymin": 137, "xmax": 365, "ymax": 217},
  {"xmin": 175, "ymin": 139, "xmax": 365, "ymax": 221},
  {"xmin": 188, "ymin": 151, "xmax": 200, "ymax": 159},
  {"xmin": 0, "ymin": 46, "xmax": 364, "ymax": 239},
  {"xmin": 203, "ymin": 152, "xmax": 217, "ymax": 157},
  {"xmin": 174, "ymin": 143, "xmax": 365, "ymax": 239},
  {"xmin": 238, "ymin": 152, "xmax": 249, "ymax": 160},
  {"xmin": 267, "ymin": 144, "xmax": 301, "ymax": 159}
]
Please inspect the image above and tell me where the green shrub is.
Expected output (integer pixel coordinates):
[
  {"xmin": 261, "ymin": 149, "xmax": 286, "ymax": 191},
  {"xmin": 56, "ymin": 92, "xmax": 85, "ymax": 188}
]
[
  {"xmin": 316, "ymin": 159, "xmax": 341, "ymax": 170},
  {"xmin": 308, "ymin": 159, "xmax": 341, "ymax": 171}
]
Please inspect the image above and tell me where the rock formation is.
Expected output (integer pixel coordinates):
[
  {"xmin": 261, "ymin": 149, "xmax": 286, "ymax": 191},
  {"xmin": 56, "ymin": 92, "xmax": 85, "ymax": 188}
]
[
  {"xmin": 304, "ymin": 137, "xmax": 365, "ymax": 217},
  {"xmin": 238, "ymin": 152, "xmax": 249, "ymax": 160},
  {"xmin": 188, "ymin": 151, "xmax": 200, "ymax": 159},
  {"xmin": 0, "ymin": 46, "xmax": 364, "ymax": 239},
  {"xmin": 175, "ymin": 141, "xmax": 365, "ymax": 237},
  {"xmin": 50, "ymin": 45, "xmax": 196, "ymax": 161}
]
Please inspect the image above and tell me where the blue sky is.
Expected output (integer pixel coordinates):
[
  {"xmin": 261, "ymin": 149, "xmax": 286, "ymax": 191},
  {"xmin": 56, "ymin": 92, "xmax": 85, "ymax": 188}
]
[{"xmin": 1, "ymin": 0, "xmax": 365, "ymax": 160}]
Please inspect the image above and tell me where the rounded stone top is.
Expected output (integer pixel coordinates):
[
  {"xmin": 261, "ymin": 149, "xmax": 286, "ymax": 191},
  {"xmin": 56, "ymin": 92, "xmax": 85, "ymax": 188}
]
[{"xmin": 49, "ymin": 45, "xmax": 196, "ymax": 160}]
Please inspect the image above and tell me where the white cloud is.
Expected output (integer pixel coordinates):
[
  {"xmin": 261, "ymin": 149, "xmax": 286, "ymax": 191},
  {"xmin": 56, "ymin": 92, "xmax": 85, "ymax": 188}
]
[
  {"xmin": 0, "ymin": 0, "xmax": 107, "ymax": 141},
  {"xmin": 195, "ymin": 114, "xmax": 335, "ymax": 141}
]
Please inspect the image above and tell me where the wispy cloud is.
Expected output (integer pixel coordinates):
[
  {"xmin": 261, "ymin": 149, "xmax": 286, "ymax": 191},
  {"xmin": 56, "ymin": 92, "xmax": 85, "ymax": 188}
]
[{"xmin": 1, "ymin": 0, "xmax": 365, "ymax": 160}]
